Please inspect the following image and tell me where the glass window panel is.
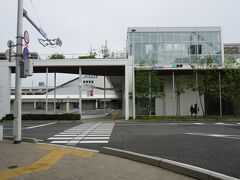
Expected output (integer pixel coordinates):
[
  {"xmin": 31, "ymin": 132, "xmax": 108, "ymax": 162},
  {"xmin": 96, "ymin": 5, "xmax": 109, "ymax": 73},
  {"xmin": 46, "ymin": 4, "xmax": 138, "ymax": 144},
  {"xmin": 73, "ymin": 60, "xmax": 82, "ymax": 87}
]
[
  {"xmin": 128, "ymin": 33, "xmax": 133, "ymax": 42},
  {"xmin": 213, "ymin": 32, "xmax": 221, "ymax": 42},
  {"xmin": 142, "ymin": 33, "xmax": 149, "ymax": 41},
  {"xmin": 158, "ymin": 55, "xmax": 165, "ymax": 65},
  {"xmin": 190, "ymin": 55, "xmax": 199, "ymax": 63},
  {"xmin": 198, "ymin": 43, "xmax": 205, "ymax": 54},
  {"xmin": 143, "ymin": 42, "xmax": 152, "ymax": 63},
  {"xmin": 205, "ymin": 42, "xmax": 214, "ymax": 54},
  {"xmin": 150, "ymin": 33, "xmax": 158, "ymax": 41},
  {"xmin": 198, "ymin": 32, "xmax": 205, "ymax": 42},
  {"xmin": 158, "ymin": 43, "xmax": 165, "ymax": 54},
  {"xmin": 149, "ymin": 42, "xmax": 158, "ymax": 63},
  {"xmin": 174, "ymin": 32, "xmax": 181, "ymax": 41},
  {"xmin": 165, "ymin": 43, "xmax": 173, "ymax": 55},
  {"xmin": 158, "ymin": 33, "xmax": 165, "ymax": 42},
  {"xmin": 134, "ymin": 42, "xmax": 143, "ymax": 64},
  {"xmin": 214, "ymin": 55, "xmax": 222, "ymax": 64},
  {"xmin": 181, "ymin": 32, "xmax": 191, "ymax": 41},
  {"xmin": 190, "ymin": 32, "xmax": 197, "ymax": 42},
  {"xmin": 182, "ymin": 43, "xmax": 190, "ymax": 55},
  {"xmin": 165, "ymin": 32, "xmax": 173, "ymax": 41},
  {"xmin": 173, "ymin": 43, "xmax": 182, "ymax": 55},
  {"xmin": 205, "ymin": 32, "xmax": 213, "ymax": 42},
  {"xmin": 133, "ymin": 33, "xmax": 141, "ymax": 41},
  {"xmin": 174, "ymin": 55, "xmax": 182, "ymax": 63},
  {"xmin": 190, "ymin": 43, "xmax": 198, "ymax": 55},
  {"xmin": 213, "ymin": 43, "xmax": 221, "ymax": 54},
  {"xmin": 182, "ymin": 55, "xmax": 191, "ymax": 63},
  {"xmin": 165, "ymin": 55, "xmax": 174, "ymax": 64}
]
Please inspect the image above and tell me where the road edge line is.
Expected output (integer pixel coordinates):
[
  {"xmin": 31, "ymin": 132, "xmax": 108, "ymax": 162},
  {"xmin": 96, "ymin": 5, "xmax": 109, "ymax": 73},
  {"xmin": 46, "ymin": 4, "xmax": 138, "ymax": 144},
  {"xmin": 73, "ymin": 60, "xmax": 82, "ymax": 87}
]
[
  {"xmin": 100, "ymin": 147, "xmax": 239, "ymax": 180},
  {"xmin": 3, "ymin": 136, "xmax": 38, "ymax": 143}
]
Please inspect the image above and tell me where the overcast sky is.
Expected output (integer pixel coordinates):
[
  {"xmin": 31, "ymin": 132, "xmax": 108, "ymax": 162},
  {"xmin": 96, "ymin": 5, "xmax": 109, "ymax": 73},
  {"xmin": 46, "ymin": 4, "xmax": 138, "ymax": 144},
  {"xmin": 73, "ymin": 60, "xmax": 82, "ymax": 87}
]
[{"xmin": 1, "ymin": 0, "xmax": 240, "ymax": 87}]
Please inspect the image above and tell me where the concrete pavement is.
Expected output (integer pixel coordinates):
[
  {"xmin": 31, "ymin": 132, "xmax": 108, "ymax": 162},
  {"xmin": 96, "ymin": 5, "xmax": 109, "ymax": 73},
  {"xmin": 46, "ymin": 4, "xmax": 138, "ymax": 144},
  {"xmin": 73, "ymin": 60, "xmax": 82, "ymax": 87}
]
[{"xmin": 0, "ymin": 141, "xmax": 194, "ymax": 180}]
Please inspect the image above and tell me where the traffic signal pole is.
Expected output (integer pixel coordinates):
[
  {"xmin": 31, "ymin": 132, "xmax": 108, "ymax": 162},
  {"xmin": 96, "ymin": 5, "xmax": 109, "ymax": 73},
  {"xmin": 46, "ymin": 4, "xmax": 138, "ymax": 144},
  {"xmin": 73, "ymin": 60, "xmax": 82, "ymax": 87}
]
[{"xmin": 13, "ymin": 0, "xmax": 23, "ymax": 144}]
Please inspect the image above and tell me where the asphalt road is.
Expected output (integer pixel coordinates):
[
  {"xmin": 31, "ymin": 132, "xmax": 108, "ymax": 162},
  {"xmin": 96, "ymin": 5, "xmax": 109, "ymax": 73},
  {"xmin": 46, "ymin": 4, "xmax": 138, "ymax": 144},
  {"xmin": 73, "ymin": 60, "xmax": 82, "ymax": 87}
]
[{"xmin": 2, "ymin": 121, "xmax": 240, "ymax": 178}]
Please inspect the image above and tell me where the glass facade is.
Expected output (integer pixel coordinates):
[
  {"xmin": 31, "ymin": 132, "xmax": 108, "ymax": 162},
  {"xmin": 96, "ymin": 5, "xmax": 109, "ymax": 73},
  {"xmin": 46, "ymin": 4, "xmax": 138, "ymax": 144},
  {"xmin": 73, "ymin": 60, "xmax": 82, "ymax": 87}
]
[{"xmin": 127, "ymin": 30, "xmax": 222, "ymax": 65}]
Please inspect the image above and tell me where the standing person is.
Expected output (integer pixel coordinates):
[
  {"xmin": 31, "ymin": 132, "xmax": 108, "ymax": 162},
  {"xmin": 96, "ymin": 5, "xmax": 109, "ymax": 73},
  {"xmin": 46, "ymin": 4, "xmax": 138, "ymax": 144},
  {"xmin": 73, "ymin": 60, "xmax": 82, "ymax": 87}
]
[
  {"xmin": 190, "ymin": 105, "xmax": 194, "ymax": 116},
  {"xmin": 194, "ymin": 104, "xmax": 198, "ymax": 117}
]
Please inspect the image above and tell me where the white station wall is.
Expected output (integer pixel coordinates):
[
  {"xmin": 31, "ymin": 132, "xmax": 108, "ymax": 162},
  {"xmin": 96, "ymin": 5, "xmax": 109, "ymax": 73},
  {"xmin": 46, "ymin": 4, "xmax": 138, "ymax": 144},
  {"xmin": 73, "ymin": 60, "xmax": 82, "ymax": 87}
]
[{"xmin": 0, "ymin": 64, "xmax": 11, "ymax": 118}]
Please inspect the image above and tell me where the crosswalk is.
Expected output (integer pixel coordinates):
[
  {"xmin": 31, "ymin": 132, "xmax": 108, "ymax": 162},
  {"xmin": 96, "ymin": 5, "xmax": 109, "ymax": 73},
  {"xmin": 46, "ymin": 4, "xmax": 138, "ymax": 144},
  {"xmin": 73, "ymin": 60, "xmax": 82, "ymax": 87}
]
[{"xmin": 47, "ymin": 122, "xmax": 114, "ymax": 146}]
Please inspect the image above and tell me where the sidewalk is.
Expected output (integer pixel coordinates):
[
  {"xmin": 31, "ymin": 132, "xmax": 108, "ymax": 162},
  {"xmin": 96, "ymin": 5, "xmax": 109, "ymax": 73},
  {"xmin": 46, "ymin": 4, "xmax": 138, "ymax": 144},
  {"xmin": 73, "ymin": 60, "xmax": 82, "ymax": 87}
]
[{"xmin": 0, "ymin": 141, "xmax": 194, "ymax": 180}]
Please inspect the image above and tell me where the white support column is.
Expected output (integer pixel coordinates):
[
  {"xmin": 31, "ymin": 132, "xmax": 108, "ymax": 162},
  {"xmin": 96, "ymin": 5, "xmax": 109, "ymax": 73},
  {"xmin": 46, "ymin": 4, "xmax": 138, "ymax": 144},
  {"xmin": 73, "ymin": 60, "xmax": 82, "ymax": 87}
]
[
  {"xmin": 33, "ymin": 100, "xmax": 36, "ymax": 110},
  {"xmin": 54, "ymin": 72, "xmax": 56, "ymax": 113},
  {"xmin": 104, "ymin": 76, "xmax": 106, "ymax": 111},
  {"xmin": 45, "ymin": 67, "xmax": 48, "ymax": 114},
  {"xmin": 132, "ymin": 58, "xmax": 136, "ymax": 119},
  {"xmin": 219, "ymin": 70, "xmax": 222, "ymax": 117},
  {"xmin": 172, "ymin": 70, "xmax": 175, "ymax": 116},
  {"xmin": 79, "ymin": 67, "xmax": 82, "ymax": 120},
  {"xmin": 125, "ymin": 65, "xmax": 129, "ymax": 120}
]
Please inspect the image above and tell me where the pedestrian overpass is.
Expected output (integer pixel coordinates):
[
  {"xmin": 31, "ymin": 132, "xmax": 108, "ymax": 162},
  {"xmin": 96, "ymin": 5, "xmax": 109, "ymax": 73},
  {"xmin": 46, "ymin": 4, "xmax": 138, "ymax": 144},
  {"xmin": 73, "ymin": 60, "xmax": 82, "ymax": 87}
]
[{"xmin": 0, "ymin": 58, "xmax": 133, "ymax": 120}]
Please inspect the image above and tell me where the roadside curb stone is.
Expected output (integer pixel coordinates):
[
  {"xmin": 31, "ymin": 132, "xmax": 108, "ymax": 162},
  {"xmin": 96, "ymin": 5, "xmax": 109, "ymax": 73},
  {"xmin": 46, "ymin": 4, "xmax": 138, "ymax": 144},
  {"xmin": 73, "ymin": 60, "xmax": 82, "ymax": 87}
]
[{"xmin": 100, "ymin": 147, "xmax": 239, "ymax": 180}]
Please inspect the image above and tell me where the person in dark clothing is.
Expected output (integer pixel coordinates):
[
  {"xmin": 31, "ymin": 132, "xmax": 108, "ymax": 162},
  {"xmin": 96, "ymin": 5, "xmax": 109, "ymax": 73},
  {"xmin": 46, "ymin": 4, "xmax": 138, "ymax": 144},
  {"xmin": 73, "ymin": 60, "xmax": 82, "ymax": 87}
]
[
  {"xmin": 190, "ymin": 105, "xmax": 194, "ymax": 116},
  {"xmin": 193, "ymin": 104, "xmax": 198, "ymax": 117}
]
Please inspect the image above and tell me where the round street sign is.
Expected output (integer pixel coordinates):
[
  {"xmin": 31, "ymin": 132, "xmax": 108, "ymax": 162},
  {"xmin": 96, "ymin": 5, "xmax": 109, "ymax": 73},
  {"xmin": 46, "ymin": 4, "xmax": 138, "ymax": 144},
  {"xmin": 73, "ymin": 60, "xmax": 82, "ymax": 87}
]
[
  {"xmin": 23, "ymin": 47, "xmax": 29, "ymax": 58},
  {"xmin": 24, "ymin": 31, "xmax": 30, "ymax": 44},
  {"xmin": 7, "ymin": 40, "xmax": 14, "ymax": 48}
]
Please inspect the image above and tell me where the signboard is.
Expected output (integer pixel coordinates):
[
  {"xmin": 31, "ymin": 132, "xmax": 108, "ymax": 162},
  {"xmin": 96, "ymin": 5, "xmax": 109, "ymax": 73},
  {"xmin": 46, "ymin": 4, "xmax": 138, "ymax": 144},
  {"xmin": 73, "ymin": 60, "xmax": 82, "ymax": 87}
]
[
  {"xmin": 22, "ymin": 47, "xmax": 29, "ymax": 58},
  {"xmin": 24, "ymin": 31, "xmax": 30, "ymax": 44}
]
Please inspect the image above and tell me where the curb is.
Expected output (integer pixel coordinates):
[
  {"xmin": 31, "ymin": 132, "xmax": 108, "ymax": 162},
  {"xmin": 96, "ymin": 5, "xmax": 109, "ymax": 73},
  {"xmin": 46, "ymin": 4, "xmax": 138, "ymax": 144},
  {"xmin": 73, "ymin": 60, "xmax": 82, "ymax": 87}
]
[
  {"xmin": 3, "ymin": 136, "xmax": 38, "ymax": 143},
  {"xmin": 100, "ymin": 147, "xmax": 239, "ymax": 180}
]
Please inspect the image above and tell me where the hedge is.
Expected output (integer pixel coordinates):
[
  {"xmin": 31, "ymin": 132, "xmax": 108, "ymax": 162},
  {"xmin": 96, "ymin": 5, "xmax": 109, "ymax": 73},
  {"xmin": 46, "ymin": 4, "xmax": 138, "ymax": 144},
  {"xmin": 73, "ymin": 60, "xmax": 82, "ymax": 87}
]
[
  {"xmin": 78, "ymin": 55, "xmax": 96, "ymax": 59},
  {"xmin": 2, "ymin": 114, "xmax": 81, "ymax": 121}
]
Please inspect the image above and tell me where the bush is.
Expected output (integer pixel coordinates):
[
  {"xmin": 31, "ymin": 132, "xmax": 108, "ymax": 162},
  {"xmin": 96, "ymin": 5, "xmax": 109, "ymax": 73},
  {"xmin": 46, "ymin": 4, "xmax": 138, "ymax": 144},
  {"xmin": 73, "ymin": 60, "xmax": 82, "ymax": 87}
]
[
  {"xmin": 49, "ymin": 53, "xmax": 65, "ymax": 59},
  {"xmin": 78, "ymin": 55, "xmax": 96, "ymax": 59},
  {"xmin": 1, "ymin": 114, "xmax": 80, "ymax": 121}
]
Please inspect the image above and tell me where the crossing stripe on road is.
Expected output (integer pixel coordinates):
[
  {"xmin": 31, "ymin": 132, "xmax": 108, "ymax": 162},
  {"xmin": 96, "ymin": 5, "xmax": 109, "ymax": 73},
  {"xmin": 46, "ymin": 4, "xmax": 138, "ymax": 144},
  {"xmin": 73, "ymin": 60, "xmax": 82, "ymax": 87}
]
[{"xmin": 47, "ymin": 122, "xmax": 114, "ymax": 145}]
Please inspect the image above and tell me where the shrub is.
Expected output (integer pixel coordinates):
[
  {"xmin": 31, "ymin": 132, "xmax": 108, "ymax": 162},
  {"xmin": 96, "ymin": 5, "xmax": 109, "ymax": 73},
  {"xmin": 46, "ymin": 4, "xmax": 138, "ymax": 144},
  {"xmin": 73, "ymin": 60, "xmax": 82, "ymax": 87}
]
[
  {"xmin": 49, "ymin": 53, "xmax": 65, "ymax": 59},
  {"xmin": 78, "ymin": 55, "xmax": 96, "ymax": 59},
  {"xmin": 1, "ymin": 114, "xmax": 80, "ymax": 121}
]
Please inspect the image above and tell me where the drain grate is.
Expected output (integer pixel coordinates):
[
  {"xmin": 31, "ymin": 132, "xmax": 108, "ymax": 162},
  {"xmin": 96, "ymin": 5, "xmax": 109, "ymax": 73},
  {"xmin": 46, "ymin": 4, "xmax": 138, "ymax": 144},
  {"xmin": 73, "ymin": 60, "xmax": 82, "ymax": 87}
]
[{"xmin": 8, "ymin": 165, "xmax": 18, "ymax": 169}]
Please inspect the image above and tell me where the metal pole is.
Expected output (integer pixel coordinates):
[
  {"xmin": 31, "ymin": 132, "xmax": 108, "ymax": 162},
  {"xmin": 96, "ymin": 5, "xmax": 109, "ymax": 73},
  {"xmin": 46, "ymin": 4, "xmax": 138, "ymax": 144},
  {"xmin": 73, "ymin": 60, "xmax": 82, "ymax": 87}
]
[
  {"xmin": 219, "ymin": 70, "xmax": 222, "ymax": 117},
  {"xmin": 54, "ymin": 72, "xmax": 56, "ymax": 113},
  {"xmin": 45, "ymin": 67, "xmax": 48, "ymax": 114},
  {"xmin": 172, "ymin": 71, "xmax": 175, "ymax": 115},
  {"xmin": 13, "ymin": 0, "xmax": 23, "ymax": 144},
  {"xmin": 79, "ymin": 67, "xmax": 82, "ymax": 120},
  {"xmin": 195, "ymin": 71, "xmax": 198, "ymax": 105}
]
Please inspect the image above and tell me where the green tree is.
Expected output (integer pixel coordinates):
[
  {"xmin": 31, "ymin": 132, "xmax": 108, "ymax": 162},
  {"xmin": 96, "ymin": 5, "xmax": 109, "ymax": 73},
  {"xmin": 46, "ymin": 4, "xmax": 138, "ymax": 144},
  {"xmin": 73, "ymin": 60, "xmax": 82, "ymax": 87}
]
[
  {"xmin": 222, "ymin": 57, "xmax": 240, "ymax": 115},
  {"xmin": 101, "ymin": 40, "xmax": 111, "ymax": 58},
  {"xmin": 135, "ymin": 61, "xmax": 164, "ymax": 115},
  {"xmin": 189, "ymin": 55, "xmax": 219, "ymax": 115}
]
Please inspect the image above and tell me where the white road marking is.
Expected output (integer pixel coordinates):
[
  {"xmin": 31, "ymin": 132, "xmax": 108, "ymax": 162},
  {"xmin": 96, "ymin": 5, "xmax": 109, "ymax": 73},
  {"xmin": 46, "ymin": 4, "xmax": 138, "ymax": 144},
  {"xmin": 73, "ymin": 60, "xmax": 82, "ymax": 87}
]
[
  {"xmin": 185, "ymin": 133, "xmax": 240, "ymax": 140},
  {"xmin": 84, "ymin": 137, "xmax": 110, "ymax": 140},
  {"xmin": 25, "ymin": 122, "xmax": 57, "ymax": 129},
  {"xmin": 50, "ymin": 141, "xmax": 69, "ymax": 144},
  {"xmin": 79, "ymin": 141, "xmax": 109, "ymax": 143},
  {"xmin": 48, "ymin": 137, "xmax": 73, "ymax": 140},
  {"xmin": 193, "ymin": 123, "xmax": 205, "ymax": 125},
  {"xmin": 48, "ymin": 122, "xmax": 115, "ymax": 145}
]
